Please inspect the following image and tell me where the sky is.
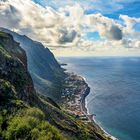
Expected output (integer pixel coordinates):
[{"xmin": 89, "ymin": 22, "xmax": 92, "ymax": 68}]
[{"xmin": 0, "ymin": 0, "xmax": 140, "ymax": 56}]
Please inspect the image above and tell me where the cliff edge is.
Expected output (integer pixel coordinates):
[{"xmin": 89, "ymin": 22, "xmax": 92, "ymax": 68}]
[{"xmin": 0, "ymin": 31, "xmax": 110, "ymax": 140}]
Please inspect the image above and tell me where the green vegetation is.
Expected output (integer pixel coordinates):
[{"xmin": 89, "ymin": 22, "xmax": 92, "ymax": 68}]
[
  {"xmin": 0, "ymin": 31, "xmax": 109, "ymax": 140},
  {"xmin": 0, "ymin": 32, "xmax": 9, "ymax": 38},
  {"xmin": 0, "ymin": 44, "xmax": 11, "ymax": 58},
  {"xmin": 0, "ymin": 34, "xmax": 65, "ymax": 140},
  {"xmin": 0, "ymin": 108, "xmax": 66, "ymax": 140},
  {"xmin": 0, "ymin": 81, "xmax": 66, "ymax": 140},
  {"xmin": 0, "ymin": 80, "xmax": 17, "ymax": 107}
]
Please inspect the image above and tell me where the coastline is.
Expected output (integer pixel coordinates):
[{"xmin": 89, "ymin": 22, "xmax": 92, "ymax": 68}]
[
  {"xmin": 78, "ymin": 76, "xmax": 118, "ymax": 140},
  {"xmin": 61, "ymin": 72, "xmax": 117, "ymax": 140}
]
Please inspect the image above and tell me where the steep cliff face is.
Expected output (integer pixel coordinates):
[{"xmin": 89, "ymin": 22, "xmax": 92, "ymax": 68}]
[
  {"xmin": 0, "ymin": 28, "xmax": 65, "ymax": 101},
  {"xmin": 0, "ymin": 31, "xmax": 67, "ymax": 140},
  {"xmin": 0, "ymin": 31, "xmax": 109, "ymax": 140},
  {"xmin": 0, "ymin": 31, "xmax": 36, "ymax": 103}
]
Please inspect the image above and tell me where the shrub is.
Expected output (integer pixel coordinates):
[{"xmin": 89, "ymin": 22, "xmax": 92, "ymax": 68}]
[
  {"xmin": 5, "ymin": 116, "xmax": 39, "ymax": 140},
  {"xmin": 0, "ymin": 80, "xmax": 17, "ymax": 105},
  {"xmin": 4, "ymin": 107, "xmax": 66, "ymax": 140},
  {"xmin": 23, "ymin": 107, "xmax": 45, "ymax": 121}
]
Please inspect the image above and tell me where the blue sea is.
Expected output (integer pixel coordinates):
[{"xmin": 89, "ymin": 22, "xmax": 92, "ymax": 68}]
[{"xmin": 58, "ymin": 57, "xmax": 140, "ymax": 140}]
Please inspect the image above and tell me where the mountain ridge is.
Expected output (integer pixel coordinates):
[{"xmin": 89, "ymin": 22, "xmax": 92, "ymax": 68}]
[
  {"xmin": 0, "ymin": 30, "xmax": 110, "ymax": 140},
  {"xmin": 0, "ymin": 28, "xmax": 66, "ymax": 101}
]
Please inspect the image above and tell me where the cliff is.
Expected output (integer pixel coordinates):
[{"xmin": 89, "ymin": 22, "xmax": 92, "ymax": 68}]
[
  {"xmin": 0, "ymin": 31, "xmax": 110, "ymax": 140},
  {"xmin": 0, "ymin": 28, "xmax": 66, "ymax": 101},
  {"xmin": 0, "ymin": 31, "xmax": 36, "ymax": 103}
]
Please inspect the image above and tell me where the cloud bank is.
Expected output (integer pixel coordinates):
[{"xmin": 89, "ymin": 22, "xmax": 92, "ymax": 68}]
[{"xmin": 0, "ymin": 0, "xmax": 140, "ymax": 56}]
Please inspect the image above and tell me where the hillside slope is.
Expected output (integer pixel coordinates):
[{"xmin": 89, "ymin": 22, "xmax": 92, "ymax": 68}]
[
  {"xmin": 0, "ymin": 31, "xmax": 68, "ymax": 140},
  {"xmin": 0, "ymin": 31, "xmax": 109, "ymax": 140},
  {"xmin": 0, "ymin": 28, "xmax": 65, "ymax": 101}
]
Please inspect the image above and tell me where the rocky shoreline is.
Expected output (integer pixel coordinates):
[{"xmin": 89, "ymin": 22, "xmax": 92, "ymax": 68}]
[{"xmin": 61, "ymin": 72, "xmax": 117, "ymax": 140}]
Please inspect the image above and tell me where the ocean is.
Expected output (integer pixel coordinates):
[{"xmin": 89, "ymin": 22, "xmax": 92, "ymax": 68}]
[{"xmin": 58, "ymin": 57, "xmax": 140, "ymax": 140}]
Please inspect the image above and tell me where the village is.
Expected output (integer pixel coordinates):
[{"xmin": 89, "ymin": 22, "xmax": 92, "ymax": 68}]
[{"xmin": 61, "ymin": 73, "xmax": 94, "ymax": 122}]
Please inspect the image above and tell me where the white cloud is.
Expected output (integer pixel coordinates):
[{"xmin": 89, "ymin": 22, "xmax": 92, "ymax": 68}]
[
  {"xmin": 120, "ymin": 15, "xmax": 140, "ymax": 32},
  {"xmin": 0, "ymin": 1, "xmax": 84, "ymax": 47},
  {"xmin": 119, "ymin": 15, "xmax": 140, "ymax": 40},
  {"xmin": 120, "ymin": 15, "xmax": 140, "ymax": 29},
  {"xmin": 86, "ymin": 13, "xmax": 123, "ymax": 40},
  {"xmin": 0, "ymin": 0, "xmax": 140, "ymax": 56}
]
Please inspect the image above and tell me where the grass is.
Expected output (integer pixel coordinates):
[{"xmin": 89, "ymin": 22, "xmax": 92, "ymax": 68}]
[
  {"xmin": 0, "ymin": 44, "xmax": 11, "ymax": 58},
  {"xmin": 0, "ymin": 32, "xmax": 9, "ymax": 38}
]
